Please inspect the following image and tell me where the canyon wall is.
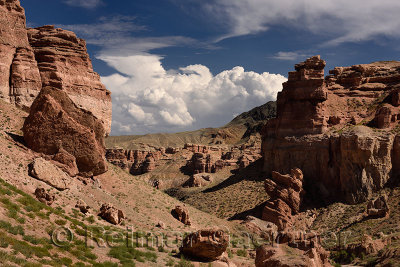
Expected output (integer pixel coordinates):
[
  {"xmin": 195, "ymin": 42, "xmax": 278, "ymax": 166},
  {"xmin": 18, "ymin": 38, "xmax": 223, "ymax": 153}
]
[
  {"xmin": 262, "ymin": 56, "xmax": 400, "ymax": 204},
  {"xmin": 0, "ymin": 0, "xmax": 111, "ymax": 135}
]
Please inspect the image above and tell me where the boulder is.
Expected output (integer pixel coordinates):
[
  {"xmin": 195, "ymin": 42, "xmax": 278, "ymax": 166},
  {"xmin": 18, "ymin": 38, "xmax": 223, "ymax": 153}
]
[
  {"xmin": 23, "ymin": 86, "xmax": 108, "ymax": 176},
  {"xmin": 180, "ymin": 229, "xmax": 229, "ymax": 261},
  {"xmin": 156, "ymin": 221, "xmax": 165, "ymax": 229},
  {"xmin": 184, "ymin": 173, "xmax": 213, "ymax": 187},
  {"xmin": 367, "ymin": 194, "xmax": 390, "ymax": 218},
  {"xmin": 52, "ymin": 148, "xmax": 79, "ymax": 176},
  {"xmin": 172, "ymin": 205, "xmax": 191, "ymax": 226},
  {"xmin": 75, "ymin": 199, "xmax": 90, "ymax": 214},
  {"xmin": 29, "ymin": 157, "xmax": 70, "ymax": 190},
  {"xmin": 98, "ymin": 203, "xmax": 125, "ymax": 225},
  {"xmin": 34, "ymin": 188, "xmax": 55, "ymax": 206}
]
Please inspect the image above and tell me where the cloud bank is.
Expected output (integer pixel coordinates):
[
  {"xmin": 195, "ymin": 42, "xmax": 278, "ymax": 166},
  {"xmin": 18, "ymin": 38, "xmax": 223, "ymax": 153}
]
[
  {"xmin": 100, "ymin": 55, "xmax": 286, "ymax": 135},
  {"xmin": 203, "ymin": 0, "xmax": 400, "ymax": 44}
]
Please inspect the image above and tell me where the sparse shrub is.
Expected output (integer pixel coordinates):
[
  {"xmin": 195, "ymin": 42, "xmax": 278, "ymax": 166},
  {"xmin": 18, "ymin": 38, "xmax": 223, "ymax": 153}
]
[
  {"xmin": 54, "ymin": 219, "xmax": 67, "ymax": 226},
  {"xmin": 236, "ymin": 249, "xmax": 247, "ymax": 257}
]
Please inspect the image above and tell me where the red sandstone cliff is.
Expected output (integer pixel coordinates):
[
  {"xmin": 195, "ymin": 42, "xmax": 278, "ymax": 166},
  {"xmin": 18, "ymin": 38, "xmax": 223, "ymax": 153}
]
[
  {"xmin": 262, "ymin": 56, "xmax": 400, "ymax": 204},
  {"xmin": 0, "ymin": 0, "xmax": 111, "ymax": 135}
]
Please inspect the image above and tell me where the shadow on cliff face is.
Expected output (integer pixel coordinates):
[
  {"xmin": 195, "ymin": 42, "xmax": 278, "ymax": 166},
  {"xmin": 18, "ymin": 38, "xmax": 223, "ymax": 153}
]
[{"xmin": 202, "ymin": 159, "xmax": 265, "ymax": 194}]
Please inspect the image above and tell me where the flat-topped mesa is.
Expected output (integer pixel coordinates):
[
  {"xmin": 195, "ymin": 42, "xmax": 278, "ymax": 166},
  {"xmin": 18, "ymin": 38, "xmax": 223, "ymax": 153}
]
[
  {"xmin": 266, "ymin": 55, "xmax": 328, "ymax": 138},
  {"xmin": 0, "ymin": 0, "xmax": 42, "ymax": 110},
  {"xmin": 27, "ymin": 25, "xmax": 112, "ymax": 135}
]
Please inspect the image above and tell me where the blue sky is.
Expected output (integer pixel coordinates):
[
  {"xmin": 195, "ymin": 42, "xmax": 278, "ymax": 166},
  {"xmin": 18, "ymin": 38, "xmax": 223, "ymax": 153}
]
[{"xmin": 21, "ymin": 0, "xmax": 400, "ymax": 135}]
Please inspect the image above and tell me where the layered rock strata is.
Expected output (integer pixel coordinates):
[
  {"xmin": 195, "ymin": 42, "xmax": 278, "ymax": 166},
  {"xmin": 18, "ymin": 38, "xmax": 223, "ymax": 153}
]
[
  {"xmin": 27, "ymin": 26, "xmax": 111, "ymax": 134},
  {"xmin": 0, "ymin": 0, "xmax": 112, "ymax": 134},
  {"xmin": 0, "ymin": 0, "xmax": 41, "ymax": 110},
  {"xmin": 262, "ymin": 168, "xmax": 305, "ymax": 231},
  {"xmin": 262, "ymin": 56, "xmax": 400, "ymax": 203}
]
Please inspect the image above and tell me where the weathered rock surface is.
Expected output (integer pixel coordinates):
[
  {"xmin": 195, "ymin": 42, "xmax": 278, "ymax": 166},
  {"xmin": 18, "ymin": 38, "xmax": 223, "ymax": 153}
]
[
  {"xmin": 366, "ymin": 194, "xmax": 390, "ymax": 218},
  {"xmin": 29, "ymin": 157, "xmax": 70, "ymax": 190},
  {"xmin": 262, "ymin": 56, "xmax": 400, "ymax": 204},
  {"xmin": 256, "ymin": 230, "xmax": 331, "ymax": 267},
  {"xmin": 180, "ymin": 229, "xmax": 229, "ymax": 261},
  {"xmin": 0, "ymin": 1, "xmax": 111, "ymax": 132},
  {"xmin": 346, "ymin": 234, "xmax": 388, "ymax": 257},
  {"xmin": 98, "ymin": 203, "xmax": 125, "ymax": 225},
  {"xmin": 27, "ymin": 25, "xmax": 112, "ymax": 134},
  {"xmin": 184, "ymin": 173, "xmax": 213, "ymax": 188},
  {"xmin": 262, "ymin": 168, "xmax": 304, "ymax": 231},
  {"xmin": 0, "ymin": 0, "xmax": 41, "ymax": 109},
  {"xmin": 34, "ymin": 187, "xmax": 55, "ymax": 206},
  {"xmin": 75, "ymin": 199, "xmax": 90, "ymax": 214},
  {"xmin": 255, "ymin": 244, "xmax": 331, "ymax": 267},
  {"xmin": 171, "ymin": 205, "xmax": 191, "ymax": 225},
  {"xmin": 23, "ymin": 87, "xmax": 108, "ymax": 176}
]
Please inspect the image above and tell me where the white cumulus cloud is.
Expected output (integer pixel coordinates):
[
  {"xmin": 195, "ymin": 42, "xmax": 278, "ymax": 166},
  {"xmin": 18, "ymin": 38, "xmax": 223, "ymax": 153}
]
[{"xmin": 100, "ymin": 55, "xmax": 286, "ymax": 135}]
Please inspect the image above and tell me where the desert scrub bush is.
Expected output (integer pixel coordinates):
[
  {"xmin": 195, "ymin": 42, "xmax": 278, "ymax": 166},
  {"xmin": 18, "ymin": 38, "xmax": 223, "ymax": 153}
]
[
  {"xmin": 236, "ymin": 249, "xmax": 248, "ymax": 257},
  {"xmin": 175, "ymin": 256, "xmax": 194, "ymax": 267},
  {"xmin": 165, "ymin": 258, "xmax": 175, "ymax": 266},
  {"xmin": 0, "ymin": 220, "xmax": 24, "ymax": 235},
  {"xmin": 331, "ymin": 250, "xmax": 355, "ymax": 264},
  {"xmin": 108, "ymin": 245, "xmax": 157, "ymax": 265},
  {"xmin": 54, "ymin": 219, "xmax": 67, "ymax": 226},
  {"xmin": 23, "ymin": 235, "xmax": 40, "ymax": 245}
]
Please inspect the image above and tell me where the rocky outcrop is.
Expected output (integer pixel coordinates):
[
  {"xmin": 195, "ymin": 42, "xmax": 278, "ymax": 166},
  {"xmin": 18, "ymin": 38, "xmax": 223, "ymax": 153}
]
[
  {"xmin": 171, "ymin": 205, "xmax": 191, "ymax": 226},
  {"xmin": 180, "ymin": 229, "xmax": 229, "ymax": 261},
  {"xmin": 346, "ymin": 235, "xmax": 388, "ymax": 257},
  {"xmin": 105, "ymin": 148, "xmax": 163, "ymax": 175},
  {"xmin": 29, "ymin": 157, "xmax": 70, "ymax": 190},
  {"xmin": 27, "ymin": 26, "xmax": 112, "ymax": 134},
  {"xmin": 256, "ymin": 230, "xmax": 331, "ymax": 267},
  {"xmin": 75, "ymin": 199, "xmax": 90, "ymax": 214},
  {"xmin": 366, "ymin": 194, "xmax": 390, "ymax": 218},
  {"xmin": 184, "ymin": 173, "xmax": 213, "ymax": 188},
  {"xmin": 98, "ymin": 203, "xmax": 125, "ymax": 225},
  {"xmin": 0, "ymin": 0, "xmax": 41, "ymax": 109},
  {"xmin": 23, "ymin": 87, "xmax": 108, "ymax": 176},
  {"xmin": 262, "ymin": 56, "xmax": 400, "ymax": 204},
  {"xmin": 262, "ymin": 169, "xmax": 304, "ymax": 231},
  {"xmin": 0, "ymin": 1, "xmax": 112, "ymax": 132},
  {"xmin": 34, "ymin": 187, "xmax": 55, "ymax": 206}
]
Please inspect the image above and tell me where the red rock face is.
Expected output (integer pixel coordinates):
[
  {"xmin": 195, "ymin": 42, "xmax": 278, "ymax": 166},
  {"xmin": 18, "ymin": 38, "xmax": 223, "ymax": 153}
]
[
  {"xmin": 262, "ymin": 56, "xmax": 400, "ymax": 204},
  {"xmin": 180, "ymin": 229, "xmax": 229, "ymax": 261},
  {"xmin": 262, "ymin": 169, "xmax": 305, "ymax": 231},
  {"xmin": 27, "ymin": 26, "xmax": 112, "ymax": 135},
  {"xmin": 0, "ymin": 1, "xmax": 112, "ymax": 135},
  {"xmin": 0, "ymin": 0, "xmax": 42, "ymax": 109},
  {"xmin": 23, "ymin": 87, "xmax": 108, "ymax": 176}
]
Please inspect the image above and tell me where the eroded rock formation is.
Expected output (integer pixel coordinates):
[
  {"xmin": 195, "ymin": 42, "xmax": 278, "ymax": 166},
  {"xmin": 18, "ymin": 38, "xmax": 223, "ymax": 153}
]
[
  {"xmin": 171, "ymin": 205, "xmax": 191, "ymax": 225},
  {"xmin": 0, "ymin": 0, "xmax": 41, "ymax": 110},
  {"xmin": 256, "ymin": 230, "xmax": 331, "ymax": 267},
  {"xmin": 262, "ymin": 56, "xmax": 400, "ymax": 203},
  {"xmin": 23, "ymin": 87, "xmax": 108, "ymax": 176},
  {"xmin": 180, "ymin": 229, "xmax": 229, "ymax": 261},
  {"xmin": 27, "ymin": 26, "xmax": 111, "ymax": 134},
  {"xmin": 98, "ymin": 203, "xmax": 125, "ymax": 225},
  {"xmin": 262, "ymin": 168, "xmax": 305, "ymax": 231},
  {"xmin": 366, "ymin": 194, "xmax": 390, "ymax": 218},
  {"xmin": 0, "ymin": 0, "xmax": 112, "ymax": 134},
  {"xmin": 34, "ymin": 187, "xmax": 55, "ymax": 206}
]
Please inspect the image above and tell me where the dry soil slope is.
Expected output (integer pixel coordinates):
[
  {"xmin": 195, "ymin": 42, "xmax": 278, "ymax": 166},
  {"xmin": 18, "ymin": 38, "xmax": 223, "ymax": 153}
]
[{"xmin": 0, "ymin": 99, "xmax": 254, "ymax": 266}]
